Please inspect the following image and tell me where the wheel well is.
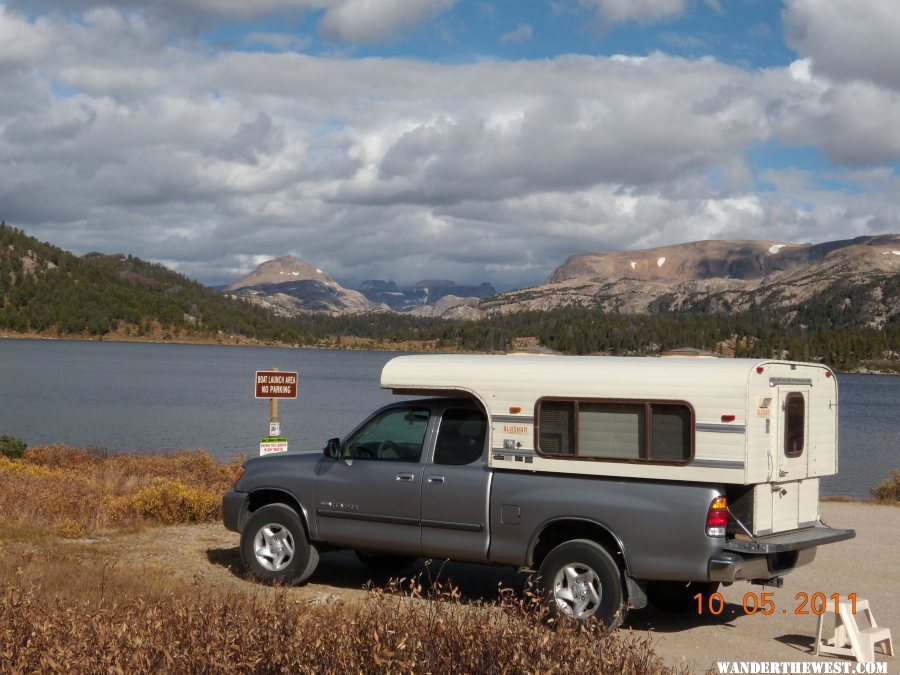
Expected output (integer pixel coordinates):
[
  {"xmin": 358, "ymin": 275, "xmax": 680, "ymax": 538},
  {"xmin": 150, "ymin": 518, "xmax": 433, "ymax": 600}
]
[
  {"xmin": 245, "ymin": 490, "xmax": 308, "ymax": 531},
  {"xmin": 531, "ymin": 520, "xmax": 628, "ymax": 575}
]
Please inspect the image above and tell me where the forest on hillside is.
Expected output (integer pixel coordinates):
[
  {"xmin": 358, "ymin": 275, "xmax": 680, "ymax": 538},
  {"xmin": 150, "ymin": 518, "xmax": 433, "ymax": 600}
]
[
  {"xmin": 1, "ymin": 222, "xmax": 897, "ymax": 370},
  {"xmin": 0, "ymin": 223, "xmax": 307, "ymax": 345}
]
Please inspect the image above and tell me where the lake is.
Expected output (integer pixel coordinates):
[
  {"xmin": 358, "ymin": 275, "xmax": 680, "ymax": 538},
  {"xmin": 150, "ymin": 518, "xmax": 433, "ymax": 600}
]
[{"xmin": 1, "ymin": 339, "xmax": 896, "ymax": 498}]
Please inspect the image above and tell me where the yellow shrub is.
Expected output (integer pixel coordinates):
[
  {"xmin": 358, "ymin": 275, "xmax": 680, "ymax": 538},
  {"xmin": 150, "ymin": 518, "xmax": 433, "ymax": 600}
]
[{"xmin": 113, "ymin": 478, "xmax": 220, "ymax": 524}]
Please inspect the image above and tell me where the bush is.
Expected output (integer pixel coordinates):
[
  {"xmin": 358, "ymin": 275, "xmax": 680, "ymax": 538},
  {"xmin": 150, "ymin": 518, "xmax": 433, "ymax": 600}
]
[
  {"xmin": 0, "ymin": 435, "xmax": 27, "ymax": 459},
  {"xmin": 0, "ymin": 445, "xmax": 240, "ymax": 536},
  {"xmin": 871, "ymin": 469, "xmax": 900, "ymax": 502},
  {"xmin": 112, "ymin": 478, "xmax": 221, "ymax": 524}
]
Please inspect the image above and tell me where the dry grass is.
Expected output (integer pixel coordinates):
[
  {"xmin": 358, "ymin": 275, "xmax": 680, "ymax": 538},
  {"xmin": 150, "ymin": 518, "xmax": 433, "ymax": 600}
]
[
  {"xmin": 0, "ymin": 445, "xmax": 242, "ymax": 538},
  {"xmin": 871, "ymin": 468, "xmax": 900, "ymax": 504},
  {"xmin": 0, "ymin": 445, "xmax": 675, "ymax": 673},
  {"xmin": 0, "ymin": 570, "xmax": 673, "ymax": 674}
]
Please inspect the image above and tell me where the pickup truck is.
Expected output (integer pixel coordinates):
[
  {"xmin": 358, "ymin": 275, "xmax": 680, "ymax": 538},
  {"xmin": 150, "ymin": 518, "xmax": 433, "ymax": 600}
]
[{"xmin": 223, "ymin": 354, "xmax": 855, "ymax": 628}]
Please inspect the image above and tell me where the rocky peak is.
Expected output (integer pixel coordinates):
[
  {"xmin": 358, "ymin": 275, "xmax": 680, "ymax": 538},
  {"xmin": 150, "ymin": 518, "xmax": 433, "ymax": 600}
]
[
  {"xmin": 548, "ymin": 235, "xmax": 900, "ymax": 284},
  {"xmin": 226, "ymin": 255, "xmax": 335, "ymax": 291}
]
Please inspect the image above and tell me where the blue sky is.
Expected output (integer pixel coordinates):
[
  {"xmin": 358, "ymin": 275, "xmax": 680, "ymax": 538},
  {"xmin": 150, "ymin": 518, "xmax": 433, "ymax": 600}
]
[{"xmin": 1, "ymin": 0, "xmax": 898, "ymax": 289}]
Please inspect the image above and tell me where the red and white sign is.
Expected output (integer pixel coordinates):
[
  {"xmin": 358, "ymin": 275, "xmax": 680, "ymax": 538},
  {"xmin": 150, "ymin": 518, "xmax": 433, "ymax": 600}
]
[{"xmin": 255, "ymin": 371, "xmax": 298, "ymax": 399}]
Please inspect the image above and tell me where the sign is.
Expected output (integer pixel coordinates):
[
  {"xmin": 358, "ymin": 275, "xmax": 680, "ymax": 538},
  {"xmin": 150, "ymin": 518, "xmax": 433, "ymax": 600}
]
[
  {"xmin": 255, "ymin": 371, "xmax": 298, "ymax": 399},
  {"xmin": 260, "ymin": 437, "xmax": 289, "ymax": 456}
]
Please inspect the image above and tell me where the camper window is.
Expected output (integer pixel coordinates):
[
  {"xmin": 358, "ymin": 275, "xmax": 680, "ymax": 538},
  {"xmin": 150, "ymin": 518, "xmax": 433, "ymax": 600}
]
[
  {"xmin": 536, "ymin": 399, "xmax": 693, "ymax": 464},
  {"xmin": 784, "ymin": 392, "xmax": 805, "ymax": 458}
]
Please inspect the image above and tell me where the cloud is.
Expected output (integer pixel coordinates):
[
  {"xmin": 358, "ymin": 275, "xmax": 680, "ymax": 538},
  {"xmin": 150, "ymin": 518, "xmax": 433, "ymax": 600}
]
[
  {"xmin": 783, "ymin": 0, "xmax": 900, "ymax": 92},
  {"xmin": 499, "ymin": 23, "xmax": 533, "ymax": 45},
  {"xmin": 578, "ymin": 0, "xmax": 687, "ymax": 30},
  {"xmin": 8, "ymin": 0, "xmax": 455, "ymax": 45},
  {"xmin": 319, "ymin": 0, "xmax": 455, "ymax": 43},
  {"xmin": 0, "ymin": 4, "xmax": 898, "ymax": 291}
]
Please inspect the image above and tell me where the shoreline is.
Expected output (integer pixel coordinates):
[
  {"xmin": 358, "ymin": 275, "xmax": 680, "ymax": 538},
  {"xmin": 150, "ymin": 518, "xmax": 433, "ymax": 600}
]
[{"xmin": 2, "ymin": 330, "xmax": 898, "ymax": 373}]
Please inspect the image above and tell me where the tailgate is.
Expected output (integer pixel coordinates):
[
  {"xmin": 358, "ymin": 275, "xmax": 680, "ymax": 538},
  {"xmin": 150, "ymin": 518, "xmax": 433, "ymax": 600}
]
[{"xmin": 725, "ymin": 526, "xmax": 855, "ymax": 554}]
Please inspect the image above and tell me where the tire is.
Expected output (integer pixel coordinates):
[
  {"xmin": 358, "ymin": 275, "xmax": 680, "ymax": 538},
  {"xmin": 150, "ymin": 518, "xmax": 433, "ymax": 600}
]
[
  {"xmin": 647, "ymin": 581, "xmax": 719, "ymax": 612},
  {"xmin": 538, "ymin": 539, "xmax": 626, "ymax": 629},
  {"xmin": 240, "ymin": 503, "xmax": 319, "ymax": 585},
  {"xmin": 355, "ymin": 551, "xmax": 417, "ymax": 574}
]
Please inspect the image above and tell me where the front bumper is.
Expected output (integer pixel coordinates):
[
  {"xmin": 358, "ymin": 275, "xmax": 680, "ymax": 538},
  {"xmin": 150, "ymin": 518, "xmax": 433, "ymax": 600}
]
[
  {"xmin": 222, "ymin": 490, "xmax": 248, "ymax": 532},
  {"xmin": 708, "ymin": 526, "xmax": 855, "ymax": 583}
]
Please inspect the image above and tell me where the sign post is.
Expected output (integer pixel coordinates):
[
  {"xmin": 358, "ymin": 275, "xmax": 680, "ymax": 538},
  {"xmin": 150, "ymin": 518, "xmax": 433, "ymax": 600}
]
[{"xmin": 255, "ymin": 369, "xmax": 298, "ymax": 455}]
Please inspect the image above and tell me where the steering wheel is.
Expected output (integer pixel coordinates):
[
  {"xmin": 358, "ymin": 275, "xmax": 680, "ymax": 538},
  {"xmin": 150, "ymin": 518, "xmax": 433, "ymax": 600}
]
[{"xmin": 377, "ymin": 440, "xmax": 400, "ymax": 459}]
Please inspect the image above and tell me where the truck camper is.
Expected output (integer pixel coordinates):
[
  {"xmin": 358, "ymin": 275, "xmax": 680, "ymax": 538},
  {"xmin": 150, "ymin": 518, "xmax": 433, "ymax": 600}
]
[{"xmin": 224, "ymin": 354, "xmax": 855, "ymax": 628}]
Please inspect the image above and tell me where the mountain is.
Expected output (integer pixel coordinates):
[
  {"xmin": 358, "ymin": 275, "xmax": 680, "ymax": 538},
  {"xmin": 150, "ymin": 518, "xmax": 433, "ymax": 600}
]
[
  {"xmin": 0, "ymin": 223, "xmax": 306, "ymax": 344},
  {"xmin": 549, "ymin": 236, "xmax": 899, "ymax": 283},
  {"xmin": 357, "ymin": 279, "xmax": 496, "ymax": 312},
  {"xmin": 480, "ymin": 235, "xmax": 900, "ymax": 322},
  {"xmin": 225, "ymin": 257, "xmax": 496, "ymax": 317},
  {"xmin": 226, "ymin": 256, "xmax": 375, "ymax": 315}
]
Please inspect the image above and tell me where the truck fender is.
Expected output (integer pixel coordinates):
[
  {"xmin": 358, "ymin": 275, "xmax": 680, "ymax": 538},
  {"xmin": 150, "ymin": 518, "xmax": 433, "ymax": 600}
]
[
  {"xmin": 527, "ymin": 516, "xmax": 632, "ymax": 577},
  {"xmin": 245, "ymin": 488, "xmax": 314, "ymax": 538}
]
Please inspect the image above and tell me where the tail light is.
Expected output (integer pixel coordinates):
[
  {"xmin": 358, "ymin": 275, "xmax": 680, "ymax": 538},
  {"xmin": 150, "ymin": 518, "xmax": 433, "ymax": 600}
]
[{"xmin": 706, "ymin": 496, "xmax": 728, "ymax": 537}]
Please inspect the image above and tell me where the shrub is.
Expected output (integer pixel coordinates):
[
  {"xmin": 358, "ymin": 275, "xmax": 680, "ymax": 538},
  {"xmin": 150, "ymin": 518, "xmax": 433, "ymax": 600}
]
[
  {"xmin": 0, "ymin": 445, "xmax": 240, "ymax": 536},
  {"xmin": 871, "ymin": 469, "xmax": 900, "ymax": 503},
  {"xmin": 0, "ymin": 435, "xmax": 27, "ymax": 459},
  {"xmin": 112, "ymin": 478, "xmax": 220, "ymax": 524}
]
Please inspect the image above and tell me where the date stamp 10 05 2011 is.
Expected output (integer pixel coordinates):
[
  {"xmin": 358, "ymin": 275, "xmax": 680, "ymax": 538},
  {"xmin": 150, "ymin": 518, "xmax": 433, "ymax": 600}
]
[{"xmin": 695, "ymin": 592, "xmax": 858, "ymax": 617}]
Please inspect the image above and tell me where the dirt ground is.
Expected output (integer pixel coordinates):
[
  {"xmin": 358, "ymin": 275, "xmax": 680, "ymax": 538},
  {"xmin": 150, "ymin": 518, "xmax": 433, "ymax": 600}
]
[{"xmin": 58, "ymin": 501, "xmax": 898, "ymax": 672}]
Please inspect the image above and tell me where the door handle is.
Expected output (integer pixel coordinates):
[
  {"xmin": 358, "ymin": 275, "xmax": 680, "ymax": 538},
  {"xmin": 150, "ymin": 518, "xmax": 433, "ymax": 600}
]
[
  {"xmin": 427, "ymin": 475, "xmax": 445, "ymax": 483},
  {"xmin": 396, "ymin": 473, "xmax": 415, "ymax": 482}
]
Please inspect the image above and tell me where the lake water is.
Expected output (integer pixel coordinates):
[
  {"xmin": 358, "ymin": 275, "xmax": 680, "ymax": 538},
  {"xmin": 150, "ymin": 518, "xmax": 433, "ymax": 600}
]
[{"xmin": 1, "ymin": 339, "xmax": 897, "ymax": 498}]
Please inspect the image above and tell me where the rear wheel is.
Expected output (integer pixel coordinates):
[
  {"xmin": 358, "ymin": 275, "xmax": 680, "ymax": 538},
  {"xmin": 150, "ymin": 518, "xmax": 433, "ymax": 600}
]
[
  {"xmin": 647, "ymin": 581, "xmax": 719, "ymax": 612},
  {"xmin": 240, "ymin": 504, "xmax": 319, "ymax": 585},
  {"xmin": 538, "ymin": 539, "xmax": 626, "ymax": 630}
]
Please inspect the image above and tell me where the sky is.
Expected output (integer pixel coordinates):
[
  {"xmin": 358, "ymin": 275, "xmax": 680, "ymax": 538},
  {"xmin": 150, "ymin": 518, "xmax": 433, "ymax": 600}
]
[{"xmin": 1, "ymin": 0, "xmax": 899, "ymax": 290}]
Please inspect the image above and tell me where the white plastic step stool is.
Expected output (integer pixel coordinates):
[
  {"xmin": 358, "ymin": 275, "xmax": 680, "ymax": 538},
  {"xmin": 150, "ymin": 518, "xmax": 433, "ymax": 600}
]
[{"xmin": 815, "ymin": 597, "xmax": 894, "ymax": 662}]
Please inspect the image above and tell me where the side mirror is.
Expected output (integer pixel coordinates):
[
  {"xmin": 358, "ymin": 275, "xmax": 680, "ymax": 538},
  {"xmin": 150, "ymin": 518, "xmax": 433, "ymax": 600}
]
[{"xmin": 323, "ymin": 437, "xmax": 341, "ymax": 458}]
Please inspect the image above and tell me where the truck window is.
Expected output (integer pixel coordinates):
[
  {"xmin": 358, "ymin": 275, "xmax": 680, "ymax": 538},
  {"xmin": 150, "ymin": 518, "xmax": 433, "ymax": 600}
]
[
  {"xmin": 343, "ymin": 407, "xmax": 430, "ymax": 462},
  {"xmin": 536, "ymin": 399, "xmax": 693, "ymax": 463},
  {"xmin": 434, "ymin": 408, "xmax": 487, "ymax": 465},
  {"xmin": 784, "ymin": 392, "xmax": 805, "ymax": 458}
]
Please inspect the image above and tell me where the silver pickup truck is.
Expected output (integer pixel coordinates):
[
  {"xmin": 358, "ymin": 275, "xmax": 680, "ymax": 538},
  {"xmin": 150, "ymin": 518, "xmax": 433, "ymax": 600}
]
[{"xmin": 223, "ymin": 355, "xmax": 855, "ymax": 628}]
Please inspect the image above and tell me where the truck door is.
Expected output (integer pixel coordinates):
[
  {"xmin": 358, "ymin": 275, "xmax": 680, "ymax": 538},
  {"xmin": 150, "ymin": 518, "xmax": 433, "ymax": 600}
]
[
  {"xmin": 419, "ymin": 406, "xmax": 491, "ymax": 563},
  {"xmin": 771, "ymin": 386, "xmax": 811, "ymax": 531},
  {"xmin": 314, "ymin": 405, "xmax": 431, "ymax": 555}
]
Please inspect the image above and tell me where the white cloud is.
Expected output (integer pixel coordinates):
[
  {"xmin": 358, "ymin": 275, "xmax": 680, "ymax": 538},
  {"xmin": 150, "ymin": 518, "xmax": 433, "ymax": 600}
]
[
  {"xmin": 319, "ymin": 0, "xmax": 455, "ymax": 43},
  {"xmin": 499, "ymin": 23, "xmax": 533, "ymax": 45},
  {"xmin": 0, "ymin": 4, "xmax": 898, "ymax": 290},
  {"xmin": 578, "ymin": 0, "xmax": 687, "ymax": 30},
  {"xmin": 783, "ymin": 0, "xmax": 900, "ymax": 91}
]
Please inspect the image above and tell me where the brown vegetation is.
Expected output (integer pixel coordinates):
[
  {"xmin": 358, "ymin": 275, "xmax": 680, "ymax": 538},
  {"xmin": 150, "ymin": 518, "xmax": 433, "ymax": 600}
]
[
  {"xmin": 871, "ymin": 468, "xmax": 900, "ymax": 503},
  {"xmin": 0, "ymin": 445, "xmax": 242, "ymax": 538},
  {"xmin": 0, "ymin": 447, "xmax": 672, "ymax": 674}
]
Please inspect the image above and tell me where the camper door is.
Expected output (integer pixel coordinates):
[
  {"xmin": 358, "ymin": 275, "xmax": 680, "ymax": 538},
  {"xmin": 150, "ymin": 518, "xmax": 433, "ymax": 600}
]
[
  {"xmin": 775, "ymin": 387, "xmax": 810, "ymax": 481},
  {"xmin": 765, "ymin": 385, "xmax": 811, "ymax": 531}
]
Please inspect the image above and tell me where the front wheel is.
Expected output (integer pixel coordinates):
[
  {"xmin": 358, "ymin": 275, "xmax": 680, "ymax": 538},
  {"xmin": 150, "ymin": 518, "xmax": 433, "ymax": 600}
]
[
  {"xmin": 538, "ymin": 539, "xmax": 626, "ymax": 630},
  {"xmin": 240, "ymin": 503, "xmax": 319, "ymax": 585}
]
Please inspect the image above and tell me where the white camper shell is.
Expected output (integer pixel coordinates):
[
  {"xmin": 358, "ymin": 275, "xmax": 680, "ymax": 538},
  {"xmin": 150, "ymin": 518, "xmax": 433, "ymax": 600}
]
[{"xmin": 382, "ymin": 354, "xmax": 838, "ymax": 537}]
